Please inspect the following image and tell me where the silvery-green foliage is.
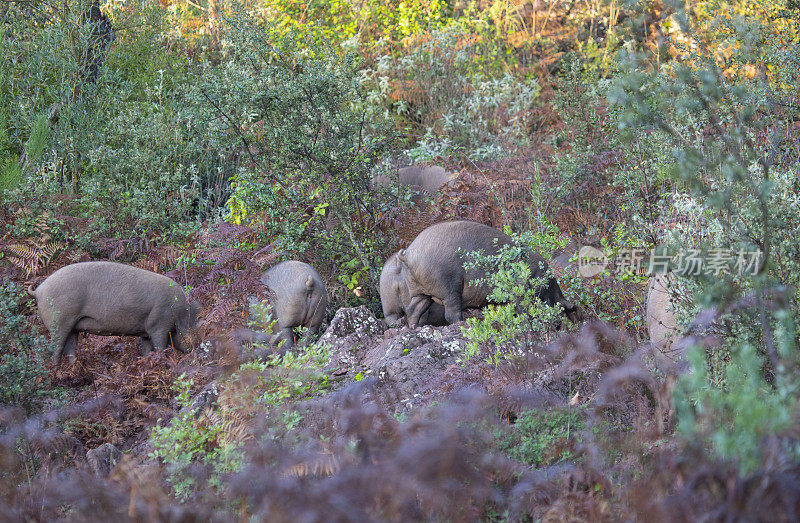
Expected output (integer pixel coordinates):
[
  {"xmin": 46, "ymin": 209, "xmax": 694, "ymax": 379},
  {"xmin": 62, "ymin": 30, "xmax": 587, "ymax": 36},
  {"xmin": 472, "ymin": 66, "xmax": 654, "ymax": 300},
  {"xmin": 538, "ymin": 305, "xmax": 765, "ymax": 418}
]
[
  {"xmin": 2, "ymin": 3, "xmax": 232, "ymax": 236},
  {"xmin": 0, "ymin": 280, "xmax": 67, "ymax": 413},
  {"xmin": 411, "ymin": 73, "xmax": 540, "ymax": 161},
  {"xmin": 609, "ymin": 2, "xmax": 800, "ymax": 472},
  {"xmin": 359, "ymin": 27, "xmax": 540, "ymax": 161}
]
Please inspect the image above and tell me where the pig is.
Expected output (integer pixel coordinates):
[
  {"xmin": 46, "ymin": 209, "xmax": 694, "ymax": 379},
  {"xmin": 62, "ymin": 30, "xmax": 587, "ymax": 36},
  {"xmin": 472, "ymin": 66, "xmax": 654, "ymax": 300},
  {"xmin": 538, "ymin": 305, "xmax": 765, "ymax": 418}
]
[
  {"xmin": 372, "ymin": 165, "xmax": 456, "ymax": 194},
  {"xmin": 550, "ymin": 239, "xmax": 579, "ymax": 270},
  {"xmin": 397, "ymin": 165, "xmax": 455, "ymax": 193},
  {"xmin": 380, "ymin": 252, "xmax": 447, "ymax": 327},
  {"xmin": 28, "ymin": 261, "xmax": 200, "ymax": 363},
  {"xmin": 396, "ymin": 221, "xmax": 580, "ymax": 327},
  {"xmin": 261, "ymin": 261, "xmax": 328, "ymax": 349},
  {"xmin": 646, "ymin": 273, "xmax": 685, "ymax": 368}
]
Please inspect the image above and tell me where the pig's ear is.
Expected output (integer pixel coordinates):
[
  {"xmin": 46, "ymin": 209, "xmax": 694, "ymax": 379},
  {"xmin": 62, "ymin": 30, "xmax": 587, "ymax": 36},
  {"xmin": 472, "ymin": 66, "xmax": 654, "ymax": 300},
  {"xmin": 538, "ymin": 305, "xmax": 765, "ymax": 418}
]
[{"xmin": 397, "ymin": 249, "xmax": 407, "ymax": 264}]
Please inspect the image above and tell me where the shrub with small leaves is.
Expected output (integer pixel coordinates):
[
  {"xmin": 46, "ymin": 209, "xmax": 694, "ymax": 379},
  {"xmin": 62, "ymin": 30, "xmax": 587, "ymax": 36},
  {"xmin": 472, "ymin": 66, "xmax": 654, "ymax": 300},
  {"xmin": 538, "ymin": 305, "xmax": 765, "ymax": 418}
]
[
  {"xmin": 609, "ymin": 1, "xmax": 800, "ymax": 473},
  {"xmin": 461, "ymin": 230, "xmax": 565, "ymax": 365},
  {"xmin": 0, "ymin": 279, "xmax": 67, "ymax": 413},
  {"xmin": 199, "ymin": 15, "xmax": 395, "ymax": 309},
  {"xmin": 498, "ymin": 408, "xmax": 585, "ymax": 468},
  {"xmin": 360, "ymin": 27, "xmax": 540, "ymax": 160},
  {"xmin": 149, "ymin": 374, "xmax": 243, "ymax": 501}
]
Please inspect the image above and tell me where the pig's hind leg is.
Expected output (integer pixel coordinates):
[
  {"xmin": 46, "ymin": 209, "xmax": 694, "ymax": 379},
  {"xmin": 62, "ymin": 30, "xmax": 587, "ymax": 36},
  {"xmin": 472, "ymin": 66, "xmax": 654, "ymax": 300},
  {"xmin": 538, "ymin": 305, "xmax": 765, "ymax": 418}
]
[
  {"xmin": 272, "ymin": 327, "xmax": 294, "ymax": 350},
  {"xmin": 51, "ymin": 321, "xmax": 78, "ymax": 364},
  {"xmin": 61, "ymin": 331, "xmax": 78, "ymax": 364},
  {"xmin": 140, "ymin": 337, "xmax": 155, "ymax": 355},
  {"xmin": 405, "ymin": 295, "xmax": 433, "ymax": 328},
  {"xmin": 442, "ymin": 293, "xmax": 463, "ymax": 325},
  {"xmin": 148, "ymin": 329, "xmax": 171, "ymax": 352}
]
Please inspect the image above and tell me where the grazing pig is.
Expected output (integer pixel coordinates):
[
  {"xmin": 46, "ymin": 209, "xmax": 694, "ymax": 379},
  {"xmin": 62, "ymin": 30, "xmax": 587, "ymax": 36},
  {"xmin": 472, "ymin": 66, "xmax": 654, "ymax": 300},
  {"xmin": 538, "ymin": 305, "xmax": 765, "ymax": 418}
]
[
  {"xmin": 646, "ymin": 273, "xmax": 685, "ymax": 368},
  {"xmin": 380, "ymin": 253, "xmax": 447, "ymax": 327},
  {"xmin": 397, "ymin": 165, "xmax": 455, "ymax": 193},
  {"xmin": 396, "ymin": 221, "xmax": 580, "ymax": 327},
  {"xmin": 372, "ymin": 165, "xmax": 456, "ymax": 194},
  {"xmin": 28, "ymin": 261, "xmax": 200, "ymax": 363},
  {"xmin": 261, "ymin": 261, "xmax": 328, "ymax": 349}
]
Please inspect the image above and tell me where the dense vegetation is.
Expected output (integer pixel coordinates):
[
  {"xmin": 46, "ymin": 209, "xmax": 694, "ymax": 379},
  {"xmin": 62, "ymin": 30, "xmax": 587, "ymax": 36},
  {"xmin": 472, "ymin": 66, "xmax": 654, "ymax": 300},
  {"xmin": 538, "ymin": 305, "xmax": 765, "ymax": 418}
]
[{"xmin": 2, "ymin": 0, "xmax": 800, "ymax": 520}]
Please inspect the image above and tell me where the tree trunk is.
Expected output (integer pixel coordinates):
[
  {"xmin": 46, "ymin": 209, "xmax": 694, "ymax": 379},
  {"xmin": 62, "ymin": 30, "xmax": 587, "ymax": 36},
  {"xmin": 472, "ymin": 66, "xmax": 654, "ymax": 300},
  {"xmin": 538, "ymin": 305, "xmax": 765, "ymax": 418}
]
[{"xmin": 72, "ymin": 0, "xmax": 115, "ymax": 101}]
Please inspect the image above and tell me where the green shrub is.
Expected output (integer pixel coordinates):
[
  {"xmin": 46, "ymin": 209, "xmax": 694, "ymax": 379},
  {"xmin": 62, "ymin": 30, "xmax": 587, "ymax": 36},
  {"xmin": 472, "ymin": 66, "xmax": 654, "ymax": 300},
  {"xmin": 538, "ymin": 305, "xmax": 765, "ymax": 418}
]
[
  {"xmin": 460, "ymin": 229, "xmax": 566, "ymax": 365},
  {"xmin": 199, "ymin": 15, "xmax": 396, "ymax": 308},
  {"xmin": 244, "ymin": 342, "xmax": 334, "ymax": 408},
  {"xmin": 361, "ymin": 26, "xmax": 540, "ymax": 160},
  {"xmin": 0, "ymin": 279, "xmax": 68, "ymax": 413},
  {"xmin": 0, "ymin": 156, "xmax": 21, "ymax": 196},
  {"xmin": 254, "ymin": 0, "xmax": 452, "ymax": 43},
  {"xmin": 149, "ymin": 374, "xmax": 243, "ymax": 501},
  {"xmin": 0, "ymin": 106, "xmax": 22, "ymax": 195},
  {"xmin": 498, "ymin": 408, "xmax": 585, "ymax": 468},
  {"xmin": 1, "ymin": 2, "xmax": 231, "ymax": 239},
  {"xmin": 150, "ymin": 341, "xmax": 334, "ymax": 500},
  {"xmin": 609, "ymin": 1, "xmax": 800, "ymax": 473}
]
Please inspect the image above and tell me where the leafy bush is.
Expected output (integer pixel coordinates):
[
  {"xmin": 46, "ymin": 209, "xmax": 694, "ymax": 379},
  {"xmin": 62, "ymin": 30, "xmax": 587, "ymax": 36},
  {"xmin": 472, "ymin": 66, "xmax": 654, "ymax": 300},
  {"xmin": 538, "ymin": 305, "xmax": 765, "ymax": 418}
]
[
  {"xmin": 253, "ymin": 0, "xmax": 452, "ymax": 44},
  {"xmin": 498, "ymin": 407, "xmax": 585, "ymax": 468},
  {"xmin": 149, "ymin": 374, "xmax": 243, "ymax": 501},
  {"xmin": 149, "ymin": 340, "xmax": 334, "ymax": 500},
  {"xmin": 0, "ymin": 105, "xmax": 21, "ymax": 196},
  {"xmin": 609, "ymin": 1, "xmax": 800, "ymax": 472},
  {"xmin": 198, "ymin": 15, "xmax": 396, "ymax": 308},
  {"xmin": 550, "ymin": 55, "xmax": 674, "ymax": 248},
  {"xmin": 361, "ymin": 26, "xmax": 540, "ymax": 160},
  {"xmin": 461, "ymin": 229, "xmax": 565, "ymax": 364},
  {"xmin": 1, "ymin": 2, "xmax": 232, "ymax": 239},
  {"xmin": 0, "ymin": 280, "xmax": 67, "ymax": 413},
  {"xmin": 241, "ymin": 342, "xmax": 334, "ymax": 408}
]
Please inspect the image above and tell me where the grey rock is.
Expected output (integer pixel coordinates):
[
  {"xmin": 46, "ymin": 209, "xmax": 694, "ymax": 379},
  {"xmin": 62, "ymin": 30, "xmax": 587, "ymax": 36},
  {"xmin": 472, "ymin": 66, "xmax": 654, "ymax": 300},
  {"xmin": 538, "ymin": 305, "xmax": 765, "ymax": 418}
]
[{"xmin": 321, "ymin": 307, "xmax": 464, "ymax": 407}]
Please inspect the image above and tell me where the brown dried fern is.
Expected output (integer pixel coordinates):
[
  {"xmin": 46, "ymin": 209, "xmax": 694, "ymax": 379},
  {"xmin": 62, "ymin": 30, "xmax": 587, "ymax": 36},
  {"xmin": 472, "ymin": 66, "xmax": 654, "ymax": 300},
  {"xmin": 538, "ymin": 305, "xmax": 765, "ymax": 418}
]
[
  {"xmin": 3, "ymin": 212, "xmax": 66, "ymax": 278},
  {"xmin": 284, "ymin": 454, "xmax": 341, "ymax": 479}
]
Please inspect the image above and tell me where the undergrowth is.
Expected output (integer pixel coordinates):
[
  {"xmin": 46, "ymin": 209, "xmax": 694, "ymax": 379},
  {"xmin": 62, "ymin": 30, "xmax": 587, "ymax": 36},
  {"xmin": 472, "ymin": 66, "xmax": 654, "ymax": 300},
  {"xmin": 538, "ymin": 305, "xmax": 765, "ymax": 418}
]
[
  {"xmin": 498, "ymin": 407, "xmax": 586, "ymax": 469},
  {"xmin": 0, "ymin": 280, "xmax": 68, "ymax": 413},
  {"xmin": 2, "ymin": 0, "xmax": 800, "ymax": 521}
]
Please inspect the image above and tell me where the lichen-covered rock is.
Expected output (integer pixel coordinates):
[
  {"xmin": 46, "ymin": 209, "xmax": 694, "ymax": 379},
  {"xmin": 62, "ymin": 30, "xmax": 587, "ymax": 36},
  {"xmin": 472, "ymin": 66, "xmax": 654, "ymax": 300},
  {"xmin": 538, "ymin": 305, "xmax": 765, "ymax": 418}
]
[
  {"xmin": 87, "ymin": 442, "xmax": 122, "ymax": 477},
  {"xmin": 178, "ymin": 382, "xmax": 219, "ymax": 419},
  {"xmin": 363, "ymin": 324, "xmax": 464, "ymax": 408},
  {"xmin": 320, "ymin": 306, "xmax": 386, "ymax": 342},
  {"xmin": 321, "ymin": 306, "xmax": 388, "ymax": 374},
  {"xmin": 320, "ymin": 308, "xmax": 465, "ymax": 408}
]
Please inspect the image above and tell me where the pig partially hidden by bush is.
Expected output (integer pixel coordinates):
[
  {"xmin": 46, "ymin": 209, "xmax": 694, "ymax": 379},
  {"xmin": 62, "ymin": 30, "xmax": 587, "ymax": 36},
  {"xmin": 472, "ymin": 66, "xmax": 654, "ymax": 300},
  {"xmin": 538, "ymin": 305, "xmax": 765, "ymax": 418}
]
[
  {"xmin": 646, "ymin": 273, "xmax": 685, "ymax": 369},
  {"xmin": 395, "ymin": 221, "xmax": 580, "ymax": 328},
  {"xmin": 372, "ymin": 165, "xmax": 456, "ymax": 194},
  {"xmin": 380, "ymin": 253, "xmax": 447, "ymax": 328},
  {"xmin": 261, "ymin": 261, "xmax": 328, "ymax": 349},
  {"xmin": 396, "ymin": 165, "xmax": 455, "ymax": 193},
  {"xmin": 28, "ymin": 261, "xmax": 200, "ymax": 363},
  {"xmin": 550, "ymin": 239, "xmax": 579, "ymax": 271}
]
